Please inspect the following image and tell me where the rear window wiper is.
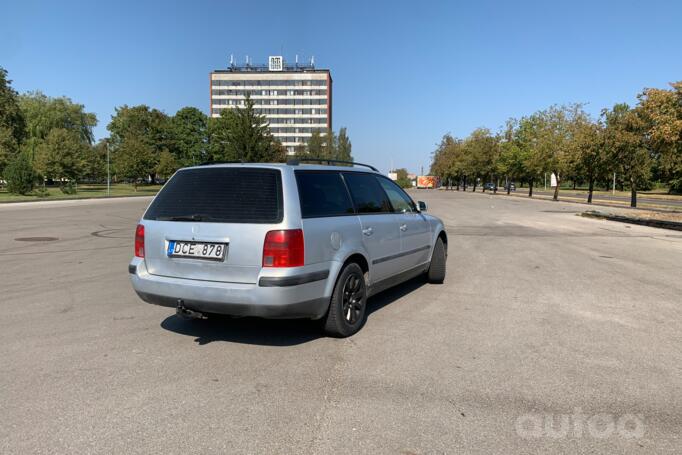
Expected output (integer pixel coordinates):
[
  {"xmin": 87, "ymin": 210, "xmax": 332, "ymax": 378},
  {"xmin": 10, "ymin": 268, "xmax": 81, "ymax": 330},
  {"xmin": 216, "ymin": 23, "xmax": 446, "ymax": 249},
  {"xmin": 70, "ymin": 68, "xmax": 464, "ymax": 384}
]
[{"xmin": 155, "ymin": 214, "xmax": 215, "ymax": 222}]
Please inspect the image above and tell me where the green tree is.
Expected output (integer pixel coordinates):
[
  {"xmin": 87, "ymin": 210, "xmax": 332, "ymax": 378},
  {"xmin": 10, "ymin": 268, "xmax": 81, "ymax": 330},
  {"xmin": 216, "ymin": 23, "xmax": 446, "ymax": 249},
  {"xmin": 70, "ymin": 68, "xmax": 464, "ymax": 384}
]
[
  {"xmin": 207, "ymin": 111, "xmax": 233, "ymax": 161},
  {"xmin": 534, "ymin": 105, "xmax": 584, "ymax": 201},
  {"xmin": 306, "ymin": 129, "xmax": 325, "ymax": 157},
  {"xmin": 0, "ymin": 67, "xmax": 26, "ymax": 176},
  {"xmin": 108, "ymin": 105, "xmax": 171, "ymax": 181},
  {"xmin": 4, "ymin": 153, "xmax": 35, "ymax": 195},
  {"xmin": 430, "ymin": 134, "xmax": 465, "ymax": 189},
  {"xmin": 636, "ymin": 82, "xmax": 682, "ymax": 193},
  {"xmin": 84, "ymin": 139, "xmax": 108, "ymax": 182},
  {"xmin": 19, "ymin": 91, "xmax": 97, "ymax": 145},
  {"xmin": 602, "ymin": 103, "xmax": 651, "ymax": 207},
  {"xmin": 34, "ymin": 128, "xmax": 88, "ymax": 187},
  {"xmin": 497, "ymin": 119, "xmax": 530, "ymax": 195},
  {"xmin": 171, "ymin": 107, "xmax": 207, "ymax": 166},
  {"xmin": 112, "ymin": 137, "xmax": 156, "ymax": 190},
  {"xmin": 570, "ymin": 116, "xmax": 606, "ymax": 203},
  {"xmin": 392, "ymin": 167, "xmax": 413, "ymax": 188},
  {"xmin": 208, "ymin": 94, "xmax": 283, "ymax": 163},
  {"xmin": 517, "ymin": 113, "xmax": 549, "ymax": 197},
  {"xmin": 464, "ymin": 128, "xmax": 499, "ymax": 192},
  {"xmin": 336, "ymin": 127, "xmax": 352, "ymax": 161},
  {"xmin": 156, "ymin": 150, "xmax": 179, "ymax": 179}
]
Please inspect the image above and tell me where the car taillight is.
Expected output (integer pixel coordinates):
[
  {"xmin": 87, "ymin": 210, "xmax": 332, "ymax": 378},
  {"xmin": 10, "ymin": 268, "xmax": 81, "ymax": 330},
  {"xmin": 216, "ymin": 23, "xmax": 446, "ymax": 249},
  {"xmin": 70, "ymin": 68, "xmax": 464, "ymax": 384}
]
[
  {"xmin": 134, "ymin": 224, "xmax": 145, "ymax": 258},
  {"xmin": 262, "ymin": 229, "xmax": 304, "ymax": 267}
]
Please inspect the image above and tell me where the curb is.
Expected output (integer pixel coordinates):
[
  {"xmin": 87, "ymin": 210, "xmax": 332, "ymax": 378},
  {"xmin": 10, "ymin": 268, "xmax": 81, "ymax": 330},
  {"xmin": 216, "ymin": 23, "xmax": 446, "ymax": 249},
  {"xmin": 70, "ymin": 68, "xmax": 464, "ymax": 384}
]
[
  {"xmin": 441, "ymin": 188, "xmax": 682, "ymax": 214},
  {"xmin": 581, "ymin": 211, "xmax": 682, "ymax": 231},
  {"xmin": 0, "ymin": 193, "xmax": 157, "ymax": 205}
]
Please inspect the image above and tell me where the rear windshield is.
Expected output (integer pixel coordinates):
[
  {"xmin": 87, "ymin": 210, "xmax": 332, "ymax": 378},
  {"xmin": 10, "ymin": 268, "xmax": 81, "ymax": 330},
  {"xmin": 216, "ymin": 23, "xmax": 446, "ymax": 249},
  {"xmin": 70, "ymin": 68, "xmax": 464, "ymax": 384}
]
[{"xmin": 144, "ymin": 167, "xmax": 283, "ymax": 223}]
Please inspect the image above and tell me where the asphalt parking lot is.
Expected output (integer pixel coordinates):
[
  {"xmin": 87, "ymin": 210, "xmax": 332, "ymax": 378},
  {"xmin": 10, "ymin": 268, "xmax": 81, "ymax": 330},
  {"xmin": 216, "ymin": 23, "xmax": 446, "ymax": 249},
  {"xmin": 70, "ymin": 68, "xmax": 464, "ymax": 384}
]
[{"xmin": 1, "ymin": 191, "xmax": 681, "ymax": 454}]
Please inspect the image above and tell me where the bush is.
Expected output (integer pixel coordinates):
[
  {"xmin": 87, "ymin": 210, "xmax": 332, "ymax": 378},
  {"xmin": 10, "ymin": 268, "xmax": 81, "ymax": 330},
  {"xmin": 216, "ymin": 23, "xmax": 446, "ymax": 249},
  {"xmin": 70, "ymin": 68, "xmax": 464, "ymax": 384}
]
[
  {"xmin": 33, "ymin": 186, "xmax": 49, "ymax": 198},
  {"xmin": 4, "ymin": 154, "xmax": 36, "ymax": 195},
  {"xmin": 397, "ymin": 178, "xmax": 413, "ymax": 189},
  {"xmin": 60, "ymin": 181, "xmax": 77, "ymax": 194}
]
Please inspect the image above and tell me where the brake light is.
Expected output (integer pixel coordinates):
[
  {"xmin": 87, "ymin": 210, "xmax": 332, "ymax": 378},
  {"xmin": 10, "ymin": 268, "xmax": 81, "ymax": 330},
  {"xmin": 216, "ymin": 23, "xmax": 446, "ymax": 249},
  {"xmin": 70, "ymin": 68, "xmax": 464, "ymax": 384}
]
[
  {"xmin": 262, "ymin": 229, "xmax": 304, "ymax": 267},
  {"xmin": 134, "ymin": 224, "xmax": 145, "ymax": 258}
]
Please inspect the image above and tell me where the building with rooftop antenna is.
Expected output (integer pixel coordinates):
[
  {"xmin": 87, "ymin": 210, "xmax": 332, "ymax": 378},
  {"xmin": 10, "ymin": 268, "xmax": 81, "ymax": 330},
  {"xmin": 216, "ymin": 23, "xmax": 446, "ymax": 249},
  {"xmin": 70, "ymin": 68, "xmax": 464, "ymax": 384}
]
[{"xmin": 210, "ymin": 56, "xmax": 332, "ymax": 155}]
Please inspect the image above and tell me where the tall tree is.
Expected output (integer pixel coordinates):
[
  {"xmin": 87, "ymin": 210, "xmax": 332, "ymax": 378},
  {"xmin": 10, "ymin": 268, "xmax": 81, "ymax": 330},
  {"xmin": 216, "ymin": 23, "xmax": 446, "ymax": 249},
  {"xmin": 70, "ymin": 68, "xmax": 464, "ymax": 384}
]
[
  {"xmin": 570, "ymin": 116, "xmax": 606, "ymax": 203},
  {"xmin": 535, "ymin": 104, "xmax": 584, "ymax": 201},
  {"xmin": 336, "ymin": 127, "xmax": 352, "ymax": 161},
  {"xmin": 171, "ymin": 107, "xmax": 207, "ymax": 166},
  {"xmin": 636, "ymin": 82, "xmax": 682, "ymax": 193},
  {"xmin": 207, "ymin": 111, "xmax": 233, "ymax": 161},
  {"xmin": 0, "ymin": 67, "xmax": 26, "ymax": 176},
  {"xmin": 306, "ymin": 129, "xmax": 325, "ymax": 158},
  {"xmin": 84, "ymin": 140, "xmax": 109, "ymax": 182},
  {"xmin": 602, "ymin": 103, "xmax": 651, "ymax": 207},
  {"xmin": 107, "ymin": 105, "xmax": 171, "ymax": 181},
  {"xmin": 497, "ymin": 119, "xmax": 530, "ymax": 195},
  {"xmin": 214, "ymin": 94, "xmax": 284, "ymax": 162},
  {"xmin": 464, "ymin": 128, "xmax": 499, "ymax": 192},
  {"xmin": 112, "ymin": 136, "xmax": 156, "ymax": 190},
  {"xmin": 19, "ymin": 91, "xmax": 97, "ymax": 145},
  {"xmin": 156, "ymin": 150, "xmax": 179, "ymax": 179},
  {"xmin": 34, "ymin": 128, "xmax": 88, "ymax": 185}
]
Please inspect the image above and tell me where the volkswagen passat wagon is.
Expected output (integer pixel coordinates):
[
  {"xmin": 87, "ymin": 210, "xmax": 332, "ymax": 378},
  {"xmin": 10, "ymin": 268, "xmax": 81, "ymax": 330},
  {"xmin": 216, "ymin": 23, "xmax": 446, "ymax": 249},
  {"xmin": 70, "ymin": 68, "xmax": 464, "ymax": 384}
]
[{"xmin": 129, "ymin": 161, "xmax": 447, "ymax": 337}]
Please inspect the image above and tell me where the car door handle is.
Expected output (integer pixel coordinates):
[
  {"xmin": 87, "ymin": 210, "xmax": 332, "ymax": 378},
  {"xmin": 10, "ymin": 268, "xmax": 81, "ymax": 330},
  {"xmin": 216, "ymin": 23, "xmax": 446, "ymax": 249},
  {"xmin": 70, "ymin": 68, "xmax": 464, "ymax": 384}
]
[
  {"xmin": 362, "ymin": 227, "xmax": 374, "ymax": 236},
  {"xmin": 400, "ymin": 224, "xmax": 408, "ymax": 232}
]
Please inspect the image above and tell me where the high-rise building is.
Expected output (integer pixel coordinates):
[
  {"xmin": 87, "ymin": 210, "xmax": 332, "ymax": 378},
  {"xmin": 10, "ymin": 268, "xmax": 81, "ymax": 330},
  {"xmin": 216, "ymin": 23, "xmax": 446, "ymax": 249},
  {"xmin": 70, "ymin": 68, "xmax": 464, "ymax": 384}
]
[{"xmin": 210, "ymin": 56, "xmax": 332, "ymax": 155}]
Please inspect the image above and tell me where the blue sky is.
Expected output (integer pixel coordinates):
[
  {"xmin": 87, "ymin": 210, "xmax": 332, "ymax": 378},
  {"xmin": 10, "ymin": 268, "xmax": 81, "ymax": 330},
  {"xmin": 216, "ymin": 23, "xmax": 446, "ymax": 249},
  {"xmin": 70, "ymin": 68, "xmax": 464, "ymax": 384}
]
[{"xmin": 2, "ymin": 0, "xmax": 681, "ymax": 174}]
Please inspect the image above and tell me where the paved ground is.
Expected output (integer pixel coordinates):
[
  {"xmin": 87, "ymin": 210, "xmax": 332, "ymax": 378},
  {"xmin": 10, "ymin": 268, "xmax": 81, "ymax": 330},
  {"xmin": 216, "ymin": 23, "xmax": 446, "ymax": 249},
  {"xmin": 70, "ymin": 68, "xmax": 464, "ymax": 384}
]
[{"xmin": 1, "ymin": 191, "xmax": 681, "ymax": 454}]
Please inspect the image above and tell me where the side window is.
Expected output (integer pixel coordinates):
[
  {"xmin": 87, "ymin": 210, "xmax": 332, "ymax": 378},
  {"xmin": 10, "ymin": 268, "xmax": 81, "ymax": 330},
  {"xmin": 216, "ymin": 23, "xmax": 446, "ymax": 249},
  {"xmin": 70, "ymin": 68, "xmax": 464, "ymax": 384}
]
[
  {"xmin": 295, "ymin": 171, "xmax": 355, "ymax": 218},
  {"xmin": 342, "ymin": 173, "xmax": 392, "ymax": 214},
  {"xmin": 377, "ymin": 177, "xmax": 416, "ymax": 213}
]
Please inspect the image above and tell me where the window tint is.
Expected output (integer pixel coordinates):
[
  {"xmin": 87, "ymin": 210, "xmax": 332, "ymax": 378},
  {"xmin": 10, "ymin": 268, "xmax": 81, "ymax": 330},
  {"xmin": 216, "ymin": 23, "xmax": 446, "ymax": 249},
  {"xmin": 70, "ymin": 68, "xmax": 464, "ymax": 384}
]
[
  {"xmin": 144, "ymin": 167, "xmax": 283, "ymax": 223},
  {"xmin": 377, "ymin": 177, "xmax": 416, "ymax": 213},
  {"xmin": 295, "ymin": 171, "xmax": 354, "ymax": 218},
  {"xmin": 343, "ymin": 173, "xmax": 392, "ymax": 214}
]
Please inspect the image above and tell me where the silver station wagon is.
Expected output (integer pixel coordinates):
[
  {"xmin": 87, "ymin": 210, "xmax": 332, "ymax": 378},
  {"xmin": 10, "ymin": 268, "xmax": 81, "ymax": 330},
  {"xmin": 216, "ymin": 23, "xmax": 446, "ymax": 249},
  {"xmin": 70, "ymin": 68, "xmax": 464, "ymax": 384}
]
[{"xmin": 129, "ymin": 160, "xmax": 447, "ymax": 337}]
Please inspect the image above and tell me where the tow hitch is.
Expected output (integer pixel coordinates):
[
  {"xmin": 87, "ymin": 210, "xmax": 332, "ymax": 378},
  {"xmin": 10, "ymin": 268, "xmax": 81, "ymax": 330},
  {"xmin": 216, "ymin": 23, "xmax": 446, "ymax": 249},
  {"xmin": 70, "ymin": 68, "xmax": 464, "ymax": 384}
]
[{"xmin": 176, "ymin": 299, "xmax": 204, "ymax": 320}]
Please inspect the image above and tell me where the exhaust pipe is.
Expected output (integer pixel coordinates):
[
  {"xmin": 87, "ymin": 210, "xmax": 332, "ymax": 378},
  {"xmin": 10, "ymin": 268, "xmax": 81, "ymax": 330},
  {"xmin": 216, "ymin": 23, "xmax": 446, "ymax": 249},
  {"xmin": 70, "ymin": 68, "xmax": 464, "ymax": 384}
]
[{"xmin": 176, "ymin": 299, "xmax": 204, "ymax": 320}]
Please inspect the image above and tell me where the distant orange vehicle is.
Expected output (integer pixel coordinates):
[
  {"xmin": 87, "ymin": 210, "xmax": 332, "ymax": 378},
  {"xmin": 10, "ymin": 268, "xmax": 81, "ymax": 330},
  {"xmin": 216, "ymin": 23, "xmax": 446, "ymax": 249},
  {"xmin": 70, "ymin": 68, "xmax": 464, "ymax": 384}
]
[{"xmin": 417, "ymin": 175, "xmax": 440, "ymax": 189}]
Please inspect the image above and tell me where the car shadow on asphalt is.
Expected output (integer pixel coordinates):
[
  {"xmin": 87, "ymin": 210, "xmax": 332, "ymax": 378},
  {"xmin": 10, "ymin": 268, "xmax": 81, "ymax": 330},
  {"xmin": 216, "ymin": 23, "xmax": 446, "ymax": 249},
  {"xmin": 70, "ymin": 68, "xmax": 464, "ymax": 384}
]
[{"xmin": 159, "ymin": 277, "xmax": 426, "ymax": 346}]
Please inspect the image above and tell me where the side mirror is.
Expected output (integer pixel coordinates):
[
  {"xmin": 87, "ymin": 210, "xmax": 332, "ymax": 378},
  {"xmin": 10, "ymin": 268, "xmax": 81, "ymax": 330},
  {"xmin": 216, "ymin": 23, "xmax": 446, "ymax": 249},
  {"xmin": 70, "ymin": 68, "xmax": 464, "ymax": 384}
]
[{"xmin": 418, "ymin": 201, "xmax": 427, "ymax": 212}]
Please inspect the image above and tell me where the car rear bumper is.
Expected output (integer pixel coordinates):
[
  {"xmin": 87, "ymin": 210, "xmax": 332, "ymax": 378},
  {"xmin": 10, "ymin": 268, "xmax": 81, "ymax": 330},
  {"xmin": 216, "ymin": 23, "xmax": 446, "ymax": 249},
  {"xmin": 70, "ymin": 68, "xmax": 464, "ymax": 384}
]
[{"xmin": 129, "ymin": 259, "xmax": 332, "ymax": 319}]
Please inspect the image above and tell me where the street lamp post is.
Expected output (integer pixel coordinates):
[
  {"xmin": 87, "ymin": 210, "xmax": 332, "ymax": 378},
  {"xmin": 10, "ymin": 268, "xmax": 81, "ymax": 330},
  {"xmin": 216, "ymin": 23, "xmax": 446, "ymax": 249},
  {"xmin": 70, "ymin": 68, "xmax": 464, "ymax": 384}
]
[{"xmin": 107, "ymin": 142, "xmax": 110, "ymax": 197}]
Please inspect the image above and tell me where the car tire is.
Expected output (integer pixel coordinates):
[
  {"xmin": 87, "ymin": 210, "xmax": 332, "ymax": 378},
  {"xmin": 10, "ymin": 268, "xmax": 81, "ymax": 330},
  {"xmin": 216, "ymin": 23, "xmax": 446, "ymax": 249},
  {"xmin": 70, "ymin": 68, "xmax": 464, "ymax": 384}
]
[
  {"xmin": 427, "ymin": 237, "xmax": 446, "ymax": 284},
  {"xmin": 323, "ymin": 263, "xmax": 367, "ymax": 337}
]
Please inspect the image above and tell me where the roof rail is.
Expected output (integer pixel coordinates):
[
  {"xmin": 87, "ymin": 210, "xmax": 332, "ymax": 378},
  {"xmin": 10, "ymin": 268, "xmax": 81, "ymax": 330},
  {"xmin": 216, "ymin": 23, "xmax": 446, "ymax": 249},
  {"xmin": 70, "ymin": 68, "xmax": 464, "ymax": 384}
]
[{"xmin": 287, "ymin": 158, "xmax": 379, "ymax": 172}]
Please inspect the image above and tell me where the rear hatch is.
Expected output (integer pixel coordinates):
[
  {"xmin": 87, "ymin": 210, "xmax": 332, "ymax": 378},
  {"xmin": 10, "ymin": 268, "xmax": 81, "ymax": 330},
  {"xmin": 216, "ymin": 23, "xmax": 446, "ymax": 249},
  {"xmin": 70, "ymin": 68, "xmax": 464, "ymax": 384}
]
[{"xmin": 142, "ymin": 166, "xmax": 283, "ymax": 284}]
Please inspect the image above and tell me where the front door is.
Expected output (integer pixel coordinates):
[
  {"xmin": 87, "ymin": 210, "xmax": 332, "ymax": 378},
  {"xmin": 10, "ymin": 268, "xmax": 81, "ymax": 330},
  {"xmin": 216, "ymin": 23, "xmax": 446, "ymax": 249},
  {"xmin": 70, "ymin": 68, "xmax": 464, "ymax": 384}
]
[{"xmin": 377, "ymin": 176, "xmax": 432, "ymax": 271}]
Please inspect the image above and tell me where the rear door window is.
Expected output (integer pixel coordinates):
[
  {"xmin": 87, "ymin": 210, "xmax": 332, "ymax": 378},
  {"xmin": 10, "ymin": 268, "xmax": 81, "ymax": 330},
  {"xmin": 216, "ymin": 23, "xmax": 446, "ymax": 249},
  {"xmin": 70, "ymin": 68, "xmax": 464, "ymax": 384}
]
[
  {"xmin": 342, "ymin": 173, "xmax": 392, "ymax": 214},
  {"xmin": 295, "ymin": 171, "xmax": 355, "ymax": 218},
  {"xmin": 144, "ymin": 167, "xmax": 283, "ymax": 223}
]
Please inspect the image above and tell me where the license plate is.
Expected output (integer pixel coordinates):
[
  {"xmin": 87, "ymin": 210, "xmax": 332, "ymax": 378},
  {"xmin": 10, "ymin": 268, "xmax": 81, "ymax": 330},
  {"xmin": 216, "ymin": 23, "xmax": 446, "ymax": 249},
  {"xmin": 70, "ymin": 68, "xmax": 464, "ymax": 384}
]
[{"xmin": 167, "ymin": 241, "xmax": 227, "ymax": 261}]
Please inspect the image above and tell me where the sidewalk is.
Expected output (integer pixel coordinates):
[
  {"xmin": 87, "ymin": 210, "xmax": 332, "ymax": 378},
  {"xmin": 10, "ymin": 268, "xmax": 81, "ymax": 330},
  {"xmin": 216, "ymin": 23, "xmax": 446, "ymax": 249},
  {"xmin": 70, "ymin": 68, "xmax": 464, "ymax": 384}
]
[
  {"xmin": 0, "ymin": 195, "xmax": 154, "ymax": 210},
  {"xmin": 441, "ymin": 187, "xmax": 682, "ymax": 226}
]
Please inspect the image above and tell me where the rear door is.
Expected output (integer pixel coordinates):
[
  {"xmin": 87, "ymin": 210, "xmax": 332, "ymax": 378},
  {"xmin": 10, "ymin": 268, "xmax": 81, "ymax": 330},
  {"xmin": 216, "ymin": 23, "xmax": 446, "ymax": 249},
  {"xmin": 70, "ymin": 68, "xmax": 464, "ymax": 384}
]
[
  {"xmin": 377, "ymin": 176, "xmax": 432, "ymax": 271},
  {"xmin": 142, "ymin": 167, "xmax": 284, "ymax": 284},
  {"xmin": 342, "ymin": 172, "xmax": 401, "ymax": 283},
  {"xmin": 294, "ymin": 170, "xmax": 361, "ymax": 266}
]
